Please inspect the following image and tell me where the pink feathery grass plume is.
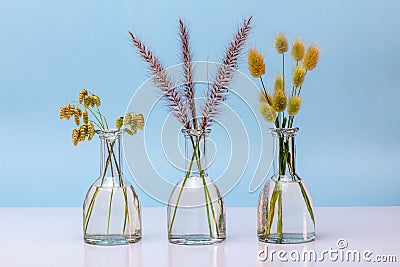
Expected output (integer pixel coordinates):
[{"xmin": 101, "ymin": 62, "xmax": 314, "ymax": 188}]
[
  {"xmin": 129, "ymin": 31, "xmax": 190, "ymax": 128},
  {"xmin": 178, "ymin": 18, "xmax": 197, "ymax": 129},
  {"xmin": 200, "ymin": 16, "xmax": 253, "ymax": 129}
]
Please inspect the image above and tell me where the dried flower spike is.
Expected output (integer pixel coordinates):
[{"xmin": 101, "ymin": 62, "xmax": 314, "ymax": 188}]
[
  {"xmin": 274, "ymin": 33, "xmax": 288, "ymax": 54},
  {"xmin": 288, "ymin": 96, "xmax": 302, "ymax": 116},
  {"xmin": 274, "ymin": 76, "xmax": 285, "ymax": 92},
  {"xmin": 260, "ymin": 102, "xmax": 276, "ymax": 122},
  {"xmin": 272, "ymin": 90, "xmax": 287, "ymax": 112},
  {"xmin": 291, "ymin": 39, "xmax": 305, "ymax": 62},
  {"xmin": 248, "ymin": 49, "xmax": 266, "ymax": 78},
  {"xmin": 292, "ymin": 65, "xmax": 306, "ymax": 88},
  {"xmin": 303, "ymin": 45, "xmax": 320, "ymax": 71}
]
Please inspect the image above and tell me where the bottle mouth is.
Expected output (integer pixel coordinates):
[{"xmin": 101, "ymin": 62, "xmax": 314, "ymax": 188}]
[
  {"xmin": 181, "ymin": 128, "xmax": 211, "ymax": 137},
  {"xmin": 96, "ymin": 129, "xmax": 123, "ymax": 139},
  {"xmin": 269, "ymin": 127, "xmax": 299, "ymax": 135}
]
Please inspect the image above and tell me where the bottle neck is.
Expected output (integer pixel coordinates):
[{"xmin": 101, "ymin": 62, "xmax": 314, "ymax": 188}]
[
  {"xmin": 271, "ymin": 128, "xmax": 298, "ymax": 179},
  {"xmin": 99, "ymin": 130, "xmax": 123, "ymax": 179},
  {"xmin": 183, "ymin": 129, "xmax": 210, "ymax": 178}
]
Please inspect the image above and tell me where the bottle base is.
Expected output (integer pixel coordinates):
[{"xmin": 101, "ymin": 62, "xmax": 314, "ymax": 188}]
[
  {"xmin": 169, "ymin": 234, "xmax": 225, "ymax": 245},
  {"xmin": 84, "ymin": 234, "xmax": 141, "ymax": 246},
  {"xmin": 258, "ymin": 233, "xmax": 315, "ymax": 244}
]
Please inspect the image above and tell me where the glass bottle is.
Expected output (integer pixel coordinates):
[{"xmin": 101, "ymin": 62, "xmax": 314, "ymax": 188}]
[
  {"xmin": 167, "ymin": 129, "xmax": 226, "ymax": 245},
  {"xmin": 83, "ymin": 129, "xmax": 141, "ymax": 245},
  {"xmin": 258, "ymin": 128, "xmax": 315, "ymax": 244}
]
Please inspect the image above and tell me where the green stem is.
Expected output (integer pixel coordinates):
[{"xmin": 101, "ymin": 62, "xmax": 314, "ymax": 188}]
[
  {"xmin": 193, "ymin": 136, "xmax": 217, "ymax": 237},
  {"xmin": 106, "ymin": 188, "xmax": 114, "ymax": 237},
  {"xmin": 168, "ymin": 142, "xmax": 198, "ymax": 234},
  {"xmin": 299, "ymin": 182, "xmax": 315, "ymax": 225},
  {"xmin": 277, "ymin": 184, "xmax": 283, "ymax": 236},
  {"xmin": 264, "ymin": 182, "xmax": 279, "ymax": 235}
]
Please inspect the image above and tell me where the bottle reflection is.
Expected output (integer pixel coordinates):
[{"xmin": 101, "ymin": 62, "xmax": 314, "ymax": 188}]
[
  {"xmin": 168, "ymin": 243, "xmax": 226, "ymax": 267},
  {"xmin": 84, "ymin": 243, "xmax": 142, "ymax": 267},
  {"xmin": 257, "ymin": 242, "xmax": 316, "ymax": 267}
]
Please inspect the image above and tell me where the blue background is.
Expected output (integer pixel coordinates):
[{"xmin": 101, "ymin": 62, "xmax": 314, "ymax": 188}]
[{"xmin": 0, "ymin": 0, "xmax": 399, "ymax": 207}]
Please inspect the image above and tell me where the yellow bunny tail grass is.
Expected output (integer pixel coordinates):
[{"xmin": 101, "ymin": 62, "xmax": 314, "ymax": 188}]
[
  {"xmin": 303, "ymin": 45, "xmax": 320, "ymax": 71},
  {"xmin": 292, "ymin": 65, "xmax": 306, "ymax": 88},
  {"xmin": 123, "ymin": 112, "xmax": 132, "ymax": 126},
  {"xmin": 260, "ymin": 102, "xmax": 276, "ymax": 122},
  {"xmin": 274, "ymin": 33, "xmax": 288, "ymax": 54},
  {"xmin": 287, "ymin": 96, "xmax": 302, "ymax": 116},
  {"xmin": 134, "ymin": 114, "xmax": 145, "ymax": 130},
  {"xmin": 272, "ymin": 90, "xmax": 287, "ymax": 112},
  {"xmin": 291, "ymin": 39, "xmax": 305, "ymax": 61},
  {"xmin": 248, "ymin": 49, "xmax": 266, "ymax": 78},
  {"xmin": 83, "ymin": 110, "xmax": 88, "ymax": 124},
  {"xmin": 273, "ymin": 76, "xmax": 285, "ymax": 92}
]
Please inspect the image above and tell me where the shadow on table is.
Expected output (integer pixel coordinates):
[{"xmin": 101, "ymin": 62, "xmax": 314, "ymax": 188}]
[
  {"xmin": 257, "ymin": 241, "xmax": 317, "ymax": 267},
  {"xmin": 168, "ymin": 242, "xmax": 226, "ymax": 267},
  {"xmin": 84, "ymin": 243, "xmax": 142, "ymax": 267}
]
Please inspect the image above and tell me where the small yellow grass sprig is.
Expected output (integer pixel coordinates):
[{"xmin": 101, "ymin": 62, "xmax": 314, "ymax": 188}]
[{"xmin": 60, "ymin": 89, "xmax": 145, "ymax": 146}]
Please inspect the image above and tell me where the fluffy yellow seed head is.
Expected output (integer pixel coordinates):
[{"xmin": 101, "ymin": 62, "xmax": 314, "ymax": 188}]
[
  {"xmin": 260, "ymin": 102, "xmax": 276, "ymax": 122},
  {"xmin": 292, "ymin": 65, "xmax": 306, "ymax": 88},
  {"xmin": 274, "ymin": 76, "xmax": 285, "ymax": 92},
  {"xmin": 272, "ymin": 90, "xmax": 287, "ymax": 112},
  {"xmin": 274, "ymin": 33, "xmax": 288, "ymax": 54},
  {"xmin": 248, "ymin": 49, "xmax": 266, "ymax": 78},
  {"xmin": 287, "ymin": 96, "xmax": 302, "ymax": 116},
  {"xmin": 291, "ymin": 39, "xmax": 305, "ymax": 61},
  {"xmin": 303, "ymin": 45, "xmax": 320, "ymax": 71}
]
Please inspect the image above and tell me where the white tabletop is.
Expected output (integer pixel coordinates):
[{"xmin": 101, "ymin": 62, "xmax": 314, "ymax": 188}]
[{"xmin": 0, "ymin": 207, "xmax": 399, "ymax": 266}]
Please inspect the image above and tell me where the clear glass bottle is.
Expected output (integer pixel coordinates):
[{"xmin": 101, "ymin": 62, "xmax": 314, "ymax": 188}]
[
  {"xmin": 167, "ymin": 129, "xmax": 226, "ymax": 245},
  {"xmin": 258, "ymin": 128, "xmax": 315, "ymax": 244},
  {"xmin": 83, "ymin": 129, "xmax": 141, "ymax": 245}
]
